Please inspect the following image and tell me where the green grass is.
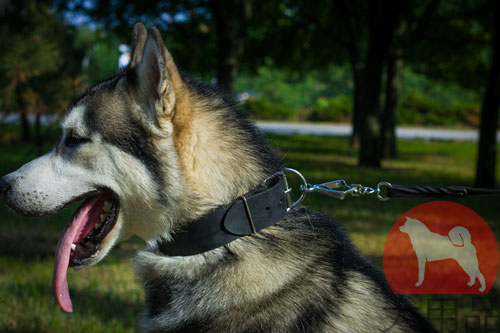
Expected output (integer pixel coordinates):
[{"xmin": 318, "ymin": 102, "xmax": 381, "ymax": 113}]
[{"xmin": 0, "ymin": 126, "xmax": 499, "ymax": 332}]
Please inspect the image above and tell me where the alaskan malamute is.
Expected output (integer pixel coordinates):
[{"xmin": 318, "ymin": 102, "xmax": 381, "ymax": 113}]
[{"xmin": 0, "ymin": 23, "xmax": 435, "ymax": 332}]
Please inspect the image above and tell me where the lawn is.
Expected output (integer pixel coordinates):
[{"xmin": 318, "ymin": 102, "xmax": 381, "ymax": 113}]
[{"xmin": 0, "ymin": 125, "xmax": 499, "ymax": 332}]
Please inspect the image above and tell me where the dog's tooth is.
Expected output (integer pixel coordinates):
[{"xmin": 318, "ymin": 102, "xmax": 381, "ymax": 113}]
[
  {"xmin": 71, "ymin": 243, "xmax": 76, "ymax": 251},
  {"xmin": 100, "ymin": 214, "xmax": 107, "ymax": 222},
  {"xmin": 103, "ymin": 201, "xmax": 112, "ymax": 213}
]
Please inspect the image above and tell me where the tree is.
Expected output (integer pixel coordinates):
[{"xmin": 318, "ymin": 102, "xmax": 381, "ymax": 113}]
[
  {"xmin": 0, "ymin": 0, "xmax": 60, "ymax": 141},
  {"xmin": 394, "ymin": 0, "xmax": 495, "ymax": 184},
  {"xmin": 355, "ymin": 0, "xmax": 403, "ymax": 167},
  {"xmin": 53, "ymin": 0, "xmax": 500, "ymax": 176},
  {"xmin": 210, "ymin": 0, "xmax": 252, "ymax": 93},
  {"xmin": 381, "ymin": 35, "xmax": 404, "ymax": 158},
  {"xmin": 475, "ymin": 0, "xmax": 500, "ymax": 188},
  {"xmin": 0, "ymin": 0, "xmax": 85, "ymax": 153},
  {"xmin": 56, "ymin": 0, "xmax": 253, "ymax": 93},
  {"xmin": 290, "ymin": 0, "xmax": 489, "ymax": 168},
  {"xmin": 284, "ymin": 0, "xmax": 407, "ymax": 166}
]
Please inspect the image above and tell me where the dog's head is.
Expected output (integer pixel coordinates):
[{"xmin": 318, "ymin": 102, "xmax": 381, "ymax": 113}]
[
  {"xmin": 0, "ymin": 23, "xmax": 198, "ymax": 312},
  {"xmin": 399, "ymin": 217, "xmax": 427, "ymax": 234},
  {"xmin": 0, "ymin": 21, "xmax": 276, "ymax": 313}
]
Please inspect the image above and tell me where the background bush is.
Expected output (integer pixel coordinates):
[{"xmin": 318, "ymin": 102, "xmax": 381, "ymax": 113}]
[
  {"xmin": 398, "ymin": 91, "xmax": 481, "ymax": 127},
  {"xmin": 305, "ymin": 95, "xmax": 353, "ymax": 122},
  {"xmin": 237, "ymin": 66, "xmax": 484, "ymax": 128},
  {"xmin": 244, "ymin": 97, "xmax": 295, "ymax": 120}
]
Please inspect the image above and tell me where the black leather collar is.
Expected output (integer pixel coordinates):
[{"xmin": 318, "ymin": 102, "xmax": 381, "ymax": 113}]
[{"xmin": 157, "ymin": 173, "xmax": 289, "ymax": 256}]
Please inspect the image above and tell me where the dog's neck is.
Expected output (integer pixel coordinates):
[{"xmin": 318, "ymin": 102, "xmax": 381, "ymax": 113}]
[{"xmin": 171, "ymin": 80, "xmax": 281, "ymax": 213}]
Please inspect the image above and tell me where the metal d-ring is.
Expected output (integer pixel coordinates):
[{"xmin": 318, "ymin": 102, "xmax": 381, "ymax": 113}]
[
  {"xmin": 376, "ymin": 182, "xmax": 392, "ymax": 201},
  {"xmin": 282, "ymin": 168, "xmax": 308, "ymax": 209}
]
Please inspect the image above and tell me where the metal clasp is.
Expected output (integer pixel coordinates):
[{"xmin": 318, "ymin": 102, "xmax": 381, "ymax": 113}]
[
  {"xmin": 267, "ymin": 169, "xmax": 392, "ymax": 210},
  {"xmin": 303, "ymin": 180, "xmax": 354, "ymax": 200},
  {"xmin": 302, "ymin": 181, "xmax": 377, "ymax": 200},
  {"xmin": 304, "ymin": 180, "xmax": 391, "ymax": 200}
]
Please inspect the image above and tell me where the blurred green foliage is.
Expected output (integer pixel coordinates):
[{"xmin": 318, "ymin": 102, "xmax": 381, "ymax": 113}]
[
  {"xmin": 238, "ymin": 66, "xmax": 483, "ymax": 128},
  {"xmin": 0, "ymin": 0, "xmax": 86, "ymax": 118},
  {"xmin": 398, "ymin": 92, "xmax": 481, "ymax": 127},
  {"xmin": 245, "ymin": 97, "xmax": 294, "ymax": 120},
  {"xmin": 74, "ymin": 28, "xmax": 121, "ymax": 86},
  {"xmin": 306, "ymin": 95, "xmax": 353, "ymax": 122},
  {"xmin": 0, "ymin": 1, "xmax": 490, "ymax": 131},
  {"xmin": 235, "ymin": 65, "xmax": 353, "ymax": 111}
]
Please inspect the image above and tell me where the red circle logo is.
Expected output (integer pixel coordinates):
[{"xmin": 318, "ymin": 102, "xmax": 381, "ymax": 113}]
[{"xmin": 383, "ymin": 201, "xmax": 499, "ymax": 294}]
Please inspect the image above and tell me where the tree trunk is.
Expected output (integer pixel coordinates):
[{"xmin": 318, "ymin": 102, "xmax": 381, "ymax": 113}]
[
  {"xmin": 35, "ymin": 113, "xmax": 43, "ymax": 156},
  {"xmin": 475, "ymin": 1, "xmax": 500, "ymax": 188},
  {"xmin": 381, "ymin": 40, "xmax": 404, "ymax": 158},
  {"xmin": 358, "ymin": 0, "xmax": 399, "ymax": 168},
  {"xmin": 339, "ymin": 0, "xmax": 365, "ymax": 149},
  {"xmin": 20, "ymin": 112, "xmax": 31, "ymax": 142},
  {"xmin": 210, "ymin": 0, "xmax": 252, "ymax": 94},
  {"xmin": 350, "ymin": 58, "xmax": 365, "ymax": 148},
  {"xmin": 358, "ymin": 63, "xmax": 384, "ymax": 168}
]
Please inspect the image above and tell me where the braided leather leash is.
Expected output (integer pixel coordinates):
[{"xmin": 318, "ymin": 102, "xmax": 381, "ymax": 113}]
[{"xmin": 386, "ymin": 185, "xmax": 500, "ymax": 199}]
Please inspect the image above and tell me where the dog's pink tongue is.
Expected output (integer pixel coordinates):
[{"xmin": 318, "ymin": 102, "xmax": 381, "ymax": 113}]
[{"xmin": 52, "ymin": 195, "xmax": 102, "ymax": 313}]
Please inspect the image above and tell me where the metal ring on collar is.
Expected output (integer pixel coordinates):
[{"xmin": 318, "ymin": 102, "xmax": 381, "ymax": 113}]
[{"xmin": 283, "ymin": 168, "xmax": 308, "ymax": 209}]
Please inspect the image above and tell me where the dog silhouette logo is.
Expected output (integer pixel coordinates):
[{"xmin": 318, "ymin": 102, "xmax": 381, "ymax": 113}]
[
  {"xmin": 383, "ymin": 201, "xmax": 498, "ymax": 294},
  {"xmin": 399, "ymin": 217, "xmax": 485, "ymax": 292}
]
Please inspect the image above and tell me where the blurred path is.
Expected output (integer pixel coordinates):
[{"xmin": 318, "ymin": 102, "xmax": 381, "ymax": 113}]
[
  {"xmin": 2, "ymin": 115, "xmax": 498, "ymax": 142},
  {"xmin": 1, "ymin": 114, "xmax": 59, "ymax": 124},
  {"xmin": 256, "ymin": 121, "xmax": 500, "ymax": 142}
]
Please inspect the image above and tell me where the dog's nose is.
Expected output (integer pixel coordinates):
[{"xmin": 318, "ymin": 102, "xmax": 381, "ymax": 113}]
[{"xmin": 0, "ymin": 177, "xmax": 11, "ymax": 198}]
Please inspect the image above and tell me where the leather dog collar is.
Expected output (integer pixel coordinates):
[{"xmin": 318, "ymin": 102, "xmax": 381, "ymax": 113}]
[{"xmin": 157, "ymin": 173, "xmax": 290, "ymax": 256}]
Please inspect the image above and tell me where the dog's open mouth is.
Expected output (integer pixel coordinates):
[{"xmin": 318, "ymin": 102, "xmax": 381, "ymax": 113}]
[{"xmin": 52, "ymin": 190, "xmax": 119, "ymax": 313}]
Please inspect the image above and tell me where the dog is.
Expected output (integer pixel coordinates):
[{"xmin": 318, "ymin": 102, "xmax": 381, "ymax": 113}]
[
  {"xmin": 400, "ymin": 216, "xmax": 486, "ymax": 292},
  {"xmin": 0, "ymin": 23, "xmax": 436, "ymax": 332}
]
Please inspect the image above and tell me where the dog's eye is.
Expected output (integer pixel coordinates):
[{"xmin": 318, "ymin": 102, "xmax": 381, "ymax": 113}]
[{"xmin": 65, "ymin": 134, "xmax": 91, "ymax": 147}]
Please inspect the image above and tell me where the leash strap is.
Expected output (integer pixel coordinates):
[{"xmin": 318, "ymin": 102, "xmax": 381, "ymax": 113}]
[{"xmin": 386, "ymin": 185, "xmax": 500, "ymax": 199}]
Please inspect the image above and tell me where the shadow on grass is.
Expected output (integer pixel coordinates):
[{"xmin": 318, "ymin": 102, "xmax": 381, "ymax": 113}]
[
  {"xmin": 285, "ymin": 153, "xmax": 474, "ymax": 187},
  {"xmin": 0, "ymin": 232, "xmax": 58, "ymax": 259},
  {"xmin": 70, "ymin": 287, "xmax": 143, "ymax": 327},
  {"xmin": 274, "ymin": 144, "xmax": 356, "ymax": 158},
  {"xmin": 268, "ymin": 135, "xmax": 355, "ymax": 157},
  {"xmin": 1, "ymin": 280, "xmax": 143, "ymax": 332}
]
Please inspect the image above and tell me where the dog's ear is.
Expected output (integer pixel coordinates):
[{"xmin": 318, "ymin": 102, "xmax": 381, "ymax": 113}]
[
  {"xmin": 130, "ymin": 23, "xmax": 147, "ymax": 67},
  {"xmin": 129, "ymin": 25, "xmax": 181, "ymax": 121}
]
